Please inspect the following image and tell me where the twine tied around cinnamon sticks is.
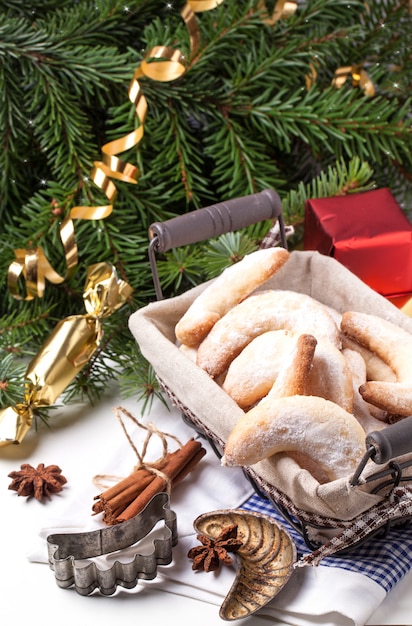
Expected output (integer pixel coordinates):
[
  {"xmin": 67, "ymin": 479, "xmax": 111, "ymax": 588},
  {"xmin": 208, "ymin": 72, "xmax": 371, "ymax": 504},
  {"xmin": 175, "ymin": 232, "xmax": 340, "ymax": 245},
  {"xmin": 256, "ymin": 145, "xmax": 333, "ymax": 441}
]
[{"xmin": 92, "ymin": 406, "xmax": 206, "ymax": 525}]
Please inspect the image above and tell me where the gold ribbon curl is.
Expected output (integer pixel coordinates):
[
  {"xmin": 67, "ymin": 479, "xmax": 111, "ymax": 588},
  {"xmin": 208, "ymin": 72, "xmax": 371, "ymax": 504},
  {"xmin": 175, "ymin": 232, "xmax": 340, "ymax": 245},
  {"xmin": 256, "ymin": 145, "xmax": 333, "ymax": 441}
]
[
  {"xmin": 257, "ymin": 0, "xmax": 298, "ymax": 24},
  {"xmin": 305, "ymin": 61, "xmax": 375, "ymax": 94},
  {"xmin": 0, "ymin": 263, "xmax": 133, "ymax": 446},
  {"xmin": 8, "ymin": 0, "xmax": 223, "ymax": 300},
  {"xmin": 8, "ymin": 217, "xmax": 78, "ymax": 300},
  {"xmin": 332, "ymin": 64, "xmax": 375, "ymax": 97}
]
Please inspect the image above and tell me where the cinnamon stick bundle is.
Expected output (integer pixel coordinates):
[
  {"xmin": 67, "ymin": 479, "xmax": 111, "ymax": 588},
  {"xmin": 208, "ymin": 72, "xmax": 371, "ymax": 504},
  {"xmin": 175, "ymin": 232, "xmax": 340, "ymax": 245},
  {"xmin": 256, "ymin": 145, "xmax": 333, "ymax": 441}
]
[{"xmin": 93, "ymin": 438, "xmax": 206, "ymax": 525}]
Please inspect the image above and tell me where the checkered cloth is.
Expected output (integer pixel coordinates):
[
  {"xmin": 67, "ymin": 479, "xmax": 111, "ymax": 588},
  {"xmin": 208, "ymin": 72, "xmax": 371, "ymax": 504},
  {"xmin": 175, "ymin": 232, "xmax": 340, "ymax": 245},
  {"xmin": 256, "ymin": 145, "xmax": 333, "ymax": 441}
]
[{"xmin": 242, "ymin": 491, "xmax": 412, "ymax": 594}]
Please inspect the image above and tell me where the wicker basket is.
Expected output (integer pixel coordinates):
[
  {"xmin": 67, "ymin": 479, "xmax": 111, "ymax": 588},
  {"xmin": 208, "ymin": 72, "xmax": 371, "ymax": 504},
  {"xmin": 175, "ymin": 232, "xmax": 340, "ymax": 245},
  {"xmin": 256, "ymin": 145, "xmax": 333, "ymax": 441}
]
[{"xmin": 129, "ymin": 192, "xmax": 412, "ymax": 561}]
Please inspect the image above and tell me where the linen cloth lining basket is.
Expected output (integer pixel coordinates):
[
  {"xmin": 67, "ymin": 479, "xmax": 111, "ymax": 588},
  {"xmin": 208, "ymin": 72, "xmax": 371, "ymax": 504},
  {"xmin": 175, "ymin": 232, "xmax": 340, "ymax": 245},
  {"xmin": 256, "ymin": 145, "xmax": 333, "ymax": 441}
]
[{"xmin": 128, "ymin": 190, "xmax": 412, "ymax": 561}]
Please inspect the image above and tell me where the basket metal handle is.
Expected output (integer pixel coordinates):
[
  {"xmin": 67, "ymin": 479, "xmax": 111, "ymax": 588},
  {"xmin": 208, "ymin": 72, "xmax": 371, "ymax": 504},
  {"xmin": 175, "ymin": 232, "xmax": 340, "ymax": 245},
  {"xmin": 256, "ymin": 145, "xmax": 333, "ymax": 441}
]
[
  {"xmin": 351, "ymin": 415, "xmax": 412, "ymax": 486},
  {"xmin": 366, "ymin": 415, "xmax": 412, "ymax": 465},
  {"xmin": 148, "ymin": 189, "xmax": 287, "ymax": 299}
]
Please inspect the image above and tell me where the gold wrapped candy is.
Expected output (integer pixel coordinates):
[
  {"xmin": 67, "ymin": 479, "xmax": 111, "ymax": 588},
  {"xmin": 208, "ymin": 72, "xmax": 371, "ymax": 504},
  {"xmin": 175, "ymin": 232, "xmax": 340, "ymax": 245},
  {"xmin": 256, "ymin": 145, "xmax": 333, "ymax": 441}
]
[{"xmin": 0, "ymin": 262, "xmax": 133, "ymax": 447}]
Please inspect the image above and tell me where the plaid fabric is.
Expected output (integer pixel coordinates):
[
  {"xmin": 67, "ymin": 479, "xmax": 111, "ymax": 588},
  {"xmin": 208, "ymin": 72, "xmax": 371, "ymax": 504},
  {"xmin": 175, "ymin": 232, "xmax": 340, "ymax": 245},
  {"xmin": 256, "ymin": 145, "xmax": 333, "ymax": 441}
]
[{"xmin": 242, "ymin": 492, "xmax": 412, "ymax": 593}]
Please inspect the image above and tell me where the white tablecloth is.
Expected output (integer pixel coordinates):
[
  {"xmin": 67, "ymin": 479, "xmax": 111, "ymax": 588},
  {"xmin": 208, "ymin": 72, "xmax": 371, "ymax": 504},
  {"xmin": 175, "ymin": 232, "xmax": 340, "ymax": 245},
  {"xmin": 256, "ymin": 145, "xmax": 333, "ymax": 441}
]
[{"xmin": 23, "ymin": 394, "xmax": 401, "ymax": 626}]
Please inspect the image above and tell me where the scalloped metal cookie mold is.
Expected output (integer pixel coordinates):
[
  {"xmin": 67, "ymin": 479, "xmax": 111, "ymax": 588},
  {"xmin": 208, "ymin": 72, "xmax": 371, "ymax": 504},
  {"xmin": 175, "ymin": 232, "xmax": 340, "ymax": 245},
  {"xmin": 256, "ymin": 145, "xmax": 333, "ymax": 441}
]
[{"xmin": 47, "ymin": 492, "xmax": 177, "ymax": 596}]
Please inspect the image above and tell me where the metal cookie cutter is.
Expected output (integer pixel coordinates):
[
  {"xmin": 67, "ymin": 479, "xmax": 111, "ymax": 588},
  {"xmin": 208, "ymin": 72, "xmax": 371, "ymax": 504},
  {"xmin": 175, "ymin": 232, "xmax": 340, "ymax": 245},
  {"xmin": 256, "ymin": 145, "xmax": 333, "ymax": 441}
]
[{"xmin": 47, "ymin": 492, "xmax": 177, "ymax": 596}]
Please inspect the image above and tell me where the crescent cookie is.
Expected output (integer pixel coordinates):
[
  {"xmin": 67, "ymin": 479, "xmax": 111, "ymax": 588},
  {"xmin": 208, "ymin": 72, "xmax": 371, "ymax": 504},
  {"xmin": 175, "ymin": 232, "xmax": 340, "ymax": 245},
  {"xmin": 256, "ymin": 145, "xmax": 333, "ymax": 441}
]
[
  {"xmin": 341, "ymin": 311, "xmax": 412, "ymax": 416},
  {"xmin": 175, "ymin": 247, "xmax": 290, "ymax": 347},
  {"xmin": 305, "ymin": 338, "xmax": 354, "ymax": 413},
  {"xmin": 196, "ymin": 290, "xmax": 341, "ymax": 378},
  {"xmin": 221, "ymin": 395, "xmax": 366, "ymax": 482},
  {"xmin": 223, "ymin": 332, "xmax": 353, "ymax": 412},
  {"xmin": 342, "ymin": 348, "xmax": 386, "ymax": 432},
  {"xmin": 266, "ymin": 334, "xmax": 317, "ymax": 399},
  {"xmin": 222, "ymin": 329, "xmax": 299, "ymax": 408},
  {"xmin": 179, "ymin": 343, "xmax": 197, "ymax": 362},
  {"xmin": 341, "ymin": 335, "xmax": 396, "ymax": 383}
]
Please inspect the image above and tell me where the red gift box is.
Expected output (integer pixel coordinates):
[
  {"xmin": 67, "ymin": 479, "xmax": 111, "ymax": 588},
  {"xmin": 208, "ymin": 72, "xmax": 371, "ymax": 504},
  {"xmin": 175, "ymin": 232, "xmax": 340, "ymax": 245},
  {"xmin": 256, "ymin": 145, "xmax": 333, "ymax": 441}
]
[{"xmin": 303, "ymin": 188, "xmax": 412, "ymax": 302}]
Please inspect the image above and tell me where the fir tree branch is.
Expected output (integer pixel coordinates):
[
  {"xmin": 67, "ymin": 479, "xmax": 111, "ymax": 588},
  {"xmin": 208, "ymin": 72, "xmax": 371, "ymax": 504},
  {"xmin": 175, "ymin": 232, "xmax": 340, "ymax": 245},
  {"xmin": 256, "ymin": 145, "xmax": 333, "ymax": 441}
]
[
  {"xmin": 0, "ymin": 0, "xmax": 410, "ymax": 418},
  {"xmin": 0, "ymin": 352, "xmax": 27, "ymax": 407}
]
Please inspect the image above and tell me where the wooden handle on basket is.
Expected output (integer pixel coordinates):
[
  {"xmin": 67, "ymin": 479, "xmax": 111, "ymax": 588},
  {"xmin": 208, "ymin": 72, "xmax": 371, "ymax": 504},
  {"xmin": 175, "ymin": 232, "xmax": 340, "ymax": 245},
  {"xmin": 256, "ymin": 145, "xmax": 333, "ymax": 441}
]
[
  {"xmin": 148, "ymin": 189, "xmax": 285, "ymax": 253},
  {"xmin": 366, "ymin": 415, "xmax": 412, "ymax": 464}
]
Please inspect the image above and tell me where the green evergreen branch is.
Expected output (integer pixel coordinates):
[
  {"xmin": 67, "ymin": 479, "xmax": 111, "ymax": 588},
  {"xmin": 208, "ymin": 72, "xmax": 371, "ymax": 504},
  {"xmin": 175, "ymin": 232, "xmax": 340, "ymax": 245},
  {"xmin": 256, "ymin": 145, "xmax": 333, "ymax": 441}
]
[
  {"xmin": 200, "ymin": 232, "xmax": 259, "ymax": 279},
  {"xmin": 0, "ymin": 0, "xmax": 410, "ymax": 422},
  {"xmin": 0, "ymin": 352, "xmax": 27, "ymax": 407},
  {"xmin": 119, "ymin": 343, "xmax": 168, "ymax": 415},
  {"xmin": 281, "ymin": 156, "xmax": 375, "ymax": 225}
]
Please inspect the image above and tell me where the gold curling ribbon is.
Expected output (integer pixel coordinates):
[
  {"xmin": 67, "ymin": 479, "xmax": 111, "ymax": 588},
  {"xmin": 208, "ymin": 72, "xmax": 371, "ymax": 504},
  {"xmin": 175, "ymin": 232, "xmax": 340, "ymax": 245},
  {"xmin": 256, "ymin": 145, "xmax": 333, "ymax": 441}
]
[
  {"xmin": 8, "ymin": 1, "xmax": 223, "ymax": 300},
  {"xmin": 8, "ymin": 217, "xmax": 78, "ymax": 300},
  {"xmin": 257, "ymin": 0, "xmax": 298, "ymax": 24},
  {"xmin": 0, "ymin": 262, "xmax": 133, "ymax": 447},
  {"xmin": 305, "ymin": 62, "xmax": 318, "ymax": 91},
  {"xmin": 69, "ymin": 0, "xmax": 215, "ymax": 238},
  {"xmin": 332, "ymin": 64, "xmax": 375, "ymax": 97}
]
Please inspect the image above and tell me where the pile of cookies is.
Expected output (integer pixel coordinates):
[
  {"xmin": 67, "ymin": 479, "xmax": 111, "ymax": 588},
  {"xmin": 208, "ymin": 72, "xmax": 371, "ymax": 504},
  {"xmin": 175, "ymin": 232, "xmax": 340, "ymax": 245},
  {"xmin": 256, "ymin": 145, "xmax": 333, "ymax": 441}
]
[{"xmin": 174, "ymin": 248, "xmax": 412, "ymax": 483}]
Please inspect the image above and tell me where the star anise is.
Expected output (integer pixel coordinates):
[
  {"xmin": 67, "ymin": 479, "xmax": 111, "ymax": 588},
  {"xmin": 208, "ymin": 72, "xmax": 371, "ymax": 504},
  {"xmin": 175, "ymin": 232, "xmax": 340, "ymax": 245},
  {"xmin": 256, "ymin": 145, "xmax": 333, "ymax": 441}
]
[
  {"xmin": 187, "ymin": 524, "xmax": 243, "ymax": 572},
  {"xmin": 8, "ymin": 463, "xmax": 67, "ymax": 501}
]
